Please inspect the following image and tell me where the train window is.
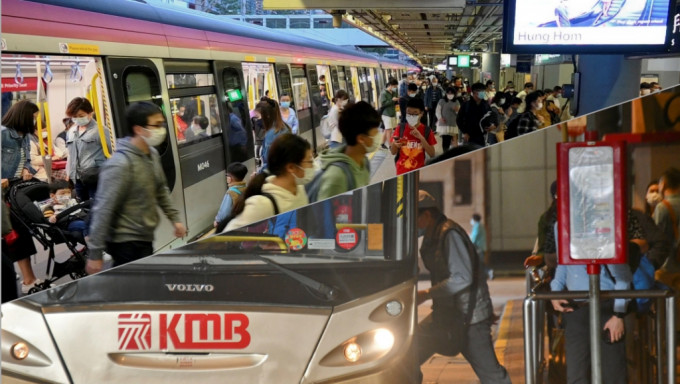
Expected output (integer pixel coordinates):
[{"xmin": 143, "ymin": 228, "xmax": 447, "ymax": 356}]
[
  {"xmin": 313, "ymin": 18, "xmax": 333, "ymax": 29},
  {"xmin": 277, "ymin": 67, "xmax": 293, "ymax": 106},
  {"xmin": 348, "ymin": 67, "xmax": 361, "ymax": 102},
  {"xmin": 266, "ymin": 18, "xmax": 287, "ymax": 28},
  {"xmin": 330, "ymin": 66, "xmax": 340, "ymax": 94},
  {"xmin": 242, "ymin": 62, "xmax": 279, "ymax": 110},
  {"xmin": 315, "ymin": 65, "xmax": 333, "ymax": 101},
  {"xmin": 289, "ymin": 18, "xmax": 310, "ymax": 28},
  {"xmin": 290, "ymin": 67, "xmax": 311, "ymax": 111},
  {"xmin": 171, "ymin": 94, "xmax": 223, "ymax": 146},
  {"xmin": 123, "ymin": 67, "xmax": 171, "ymax": 155},
  {"xmin": 166, "ymin": 73, "xmax": 214, "ymax": 89},
  {"xmin": 337, "ymin": 67, "xmax": 347, "ymax": 93}
]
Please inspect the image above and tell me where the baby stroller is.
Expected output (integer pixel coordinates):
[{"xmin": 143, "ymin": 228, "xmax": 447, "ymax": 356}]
[{"xmin": 6, "ymin": 179, "xmax": 88, "ymax": 293}]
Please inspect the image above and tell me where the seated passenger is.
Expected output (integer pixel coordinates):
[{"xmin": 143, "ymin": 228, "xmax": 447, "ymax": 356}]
[
  {"xmin": 214, "ymin": 162, "xmax": 248, "ymax": 228},
  {"xmin": 222, "ymin": 134, "xmax": 312, "ymax": 233},
  {"xmin": 314, "ymin": 101, "xmax": 381, "ymax": 202},
  {"xmin": 184, "ymin": 116, "xmax": 209, "ymax": 142},
  {"xmin": 42, "ymin": 180, "xmax": 89, "ymax": 239}
]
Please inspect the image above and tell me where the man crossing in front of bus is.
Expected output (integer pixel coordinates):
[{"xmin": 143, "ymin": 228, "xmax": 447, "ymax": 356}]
[
  {"xmin": 86, "ymin": 102, "xmax": 186, "ymax": 274},
  {"xmin": 415, "ymin": 191, "xmax": 511, "ymax": 384}
]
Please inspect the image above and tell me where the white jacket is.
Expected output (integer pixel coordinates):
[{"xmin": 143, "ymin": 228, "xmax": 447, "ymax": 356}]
[{"xmin": 224, "ymin": 176, "xmax": 309, "ymax": 232}]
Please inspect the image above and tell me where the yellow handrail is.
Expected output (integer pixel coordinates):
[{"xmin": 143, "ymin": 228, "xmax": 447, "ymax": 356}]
[
  {"xmin": 42, "ymin": 102, "xmax": 52, "ymax": 156},
  {"xmin": 36, "ymin": 110, "xmax": 46, "ymax": 157},
  {"xmin": 90, "ymin": 73, "xmax": 112, "ymax": 158},
  {"xmin": 201, "ymin": 235, "xmax": 288, "ymax": 251},
  {"xmin": 196, "ymin": 96, "xmax": 202, "ymax": 116},
  {"xmin": 335, "ymin": 223, "xmax": 368, "ymax": 230}
]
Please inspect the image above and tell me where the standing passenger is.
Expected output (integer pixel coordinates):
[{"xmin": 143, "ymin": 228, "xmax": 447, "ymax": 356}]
[
  {"xmin": 257, "ymin": 99, "xmax": 290, "ymax": 173},
  {"xmin": 327, "ymin": 90, "xmax": 350, "ymax": 149},
  {"xmin": 1, "ymin": 100, "xmax": 42, "ymax": 294},
  {"xmin": 416, "ymin": 191, "xmax": 511, "ymax": 384},
  {"xmin": 65, "ymin": 97, "xmax": 111, "ymax": 202},
  {"xmin": 225, "ymin": 103, "xmax": 248, "ymax": 163},
  {"xmin": 85, "ymin": 102, "xmax": 186, "ymax": 274},
  {"xmin": 436, "ymin": 87, "xmax": 461, "ymax": 151},
  {"xmin": 390, "ymin": 98, "xmax": 436, "ymax": 176},
  {"xmin": 380, "ymin": 79, "xmax": 399, "ymax": 149},
  {"xmin": 214, "ymin": 162, "xmax": 248, "ymax": 228},
  {"xmin": 279, "ymin": 93, "xmax": 299, "ymax": 134},
  {"xmin": 425, "ymin": 77, "xmax": 444, "ymax": 131},
  {"xmin": 224, "ymin": 134, "xmax": 312, "ymax": 232}
]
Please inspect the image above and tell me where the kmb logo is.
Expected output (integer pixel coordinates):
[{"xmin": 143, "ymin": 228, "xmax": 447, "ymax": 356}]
[{"xmin": 118, "ymin": 313, "xmax": 251, "ymax": 351}]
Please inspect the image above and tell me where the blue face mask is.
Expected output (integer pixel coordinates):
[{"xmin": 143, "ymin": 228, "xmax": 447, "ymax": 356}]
[
  {"xmin": 280, "ymin": 101, "xmax": 291, "ymax": 109},
  {"xmin": 477, "ymin": 91, "xmax": 486, "ymax": 100}
]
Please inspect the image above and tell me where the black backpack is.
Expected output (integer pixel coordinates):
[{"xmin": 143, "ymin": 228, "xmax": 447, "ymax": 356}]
[
  {"xmin": 504, "ymin": 114, "xmax": 522, "ymax": 140},
  {"xmin": 394, "ymin": 122, "xmax": 432, "ymax": 163},
  {"xmin": 215, "ymin": 191, "xmax": 279, "ymax": 233}
]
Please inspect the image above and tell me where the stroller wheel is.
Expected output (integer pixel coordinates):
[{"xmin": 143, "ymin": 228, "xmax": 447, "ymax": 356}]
[{"xmin": 69, "ymin": 270, "xmax": 88, "ymax": 280}]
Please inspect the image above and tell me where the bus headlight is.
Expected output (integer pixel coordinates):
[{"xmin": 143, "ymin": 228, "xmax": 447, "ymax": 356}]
[
  {"xmin": 321, "ymin": 328, "xmax": 395, "ymax": 367},
  {"xmin": 11, "ymin": 342, "xmax": 29, "ymax": 360},
  {"xmin": 343, "ymin": 342, "xmax": 362, "ymax": 362}
]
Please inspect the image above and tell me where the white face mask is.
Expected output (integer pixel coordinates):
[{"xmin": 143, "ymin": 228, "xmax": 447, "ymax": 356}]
[
  {"xmin": 337, "ymin": 99, "xmax": 348, "ymax": 109},
  {"xmin": 470, "ymin": 219, "xmax": 476, "ymax": 226},
  {"xmin": 641, "ymin": 89, "xmax": 651, "ymax": 95},
  {"xmin": 72, "ymin": 116, "xmax": 90, "ymax": 126},
  {"xmin": 294, "ymin": 165, "xmax": 315, "ymax": 185},
  {"xmin": 536, "ymin": 102, "xmax": 543, "ymax": 110},
  {"xmin": 142, "ymin": 127, "xmax": 167, "ymax": 147},
  {"xmin": 406, "ymin": 114, "xmax": 420, "ymax": 127},
  {"xmin": 500, "ymin": 98, "xmax": 506, "ymax": 105},
  {"xmin": 646, "ymin": 191, "xmax": 662, "ymax": 206},
  {"xmin": 41, "ymin": 131, "xmax": 49, "ymax": 139},
  {"xmin": 447, "ymin": 94, "xmax": 454, "ymax": 100},
  {"xmin": 362, "ymin": 131, "xmax": 382, "ymax": 153},
  {"xmin": 408, "ymin": 93, "xmax": 417, "ymax": 98}
]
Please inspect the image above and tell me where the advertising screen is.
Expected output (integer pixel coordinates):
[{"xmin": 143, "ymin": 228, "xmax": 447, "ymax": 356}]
[{"xmin": 503, "ymin": 0, "xmax": 674, "ymax": 54}]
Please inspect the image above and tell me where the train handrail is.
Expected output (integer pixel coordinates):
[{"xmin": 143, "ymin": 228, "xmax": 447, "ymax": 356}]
[
  {"xmin": 528, "ymin": 289, "xmax": 675, "ymax": 300},
  {"xmin": 90, "ymin": 73, "xmax": 112, "ymax": 159},
  {"xmin": 200, "ymin": 235, "xmax": 288, "ymax": 251},
  {"xmin": 42, "ymin": 101, "xmax": 52, "ymax": 157}
]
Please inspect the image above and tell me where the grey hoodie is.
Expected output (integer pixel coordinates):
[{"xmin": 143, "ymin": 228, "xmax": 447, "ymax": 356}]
[{"xmin": 87, "ymin": 138, "xmax": 180, "ymax": 261}]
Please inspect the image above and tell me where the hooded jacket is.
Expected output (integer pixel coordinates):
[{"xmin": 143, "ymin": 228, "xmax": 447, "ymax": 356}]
[
  {"xmin": 87, "ymin": 138, "xmax": 180, "ymax": 261},
  {"xmin": 224, "ymin": 176, "xmax": 308, "ymax": 232},
  {"xmin": 317, "ymin": 145, "xmax": 370, "ymax": 201}
]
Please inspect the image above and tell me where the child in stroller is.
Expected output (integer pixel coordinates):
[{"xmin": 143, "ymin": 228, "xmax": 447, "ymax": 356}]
[{"xmin": 6, "ymin": 179, "xmax": 88, "ymax": 293}]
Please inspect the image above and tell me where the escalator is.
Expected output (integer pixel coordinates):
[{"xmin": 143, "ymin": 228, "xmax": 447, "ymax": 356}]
[{"xmin": 538, "ymin": 0, "xmax": 668, "ymax": 28}]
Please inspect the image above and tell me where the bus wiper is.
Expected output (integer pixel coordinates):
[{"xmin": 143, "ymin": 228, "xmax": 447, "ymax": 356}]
[{"xmin": 257, "ymin": 255, "xmax": 339, "ymax": 302}]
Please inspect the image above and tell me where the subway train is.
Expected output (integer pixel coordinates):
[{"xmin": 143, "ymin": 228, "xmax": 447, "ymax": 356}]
[{"xmin": 1, "ymin": 0, "xmax": 416, "ymax": 252}]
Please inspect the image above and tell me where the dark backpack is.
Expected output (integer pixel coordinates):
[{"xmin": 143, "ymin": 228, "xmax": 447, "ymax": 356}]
[
  {"xmin": 504, "ymin": 114, "xmax": 521, "ymax": 140},
  {"xmin": 394, "ymin": 122, "xmax": 432, "ymax": 163},
  {"xmin": 306, "ymin": 161, "xmax": 356, "ymax": 203},
  {"xmin": 216, "ymin": 191, "xmax": 279, "ymax": 233}
]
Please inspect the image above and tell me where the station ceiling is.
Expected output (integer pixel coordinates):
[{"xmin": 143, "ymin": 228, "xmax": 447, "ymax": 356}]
[{"xmin": 262, "ymin": 0, "xmax": 505, "ymax": 65}]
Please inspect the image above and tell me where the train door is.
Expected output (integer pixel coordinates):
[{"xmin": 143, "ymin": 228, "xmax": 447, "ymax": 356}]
[
  {"xmin": 277, "ymin": 64, "xmax": 316, "ymax": 148},
  {"xmin": 162, "ymin": 61, "xmax": 229, "ymax": 239},
  {"xmin": 364, "ymin": 68, "xmax": 376, "ymax": 109},
  {"xmin": 214, "ymin": 61, "xmax": 255, "ymax": 164},
  {"xmin": 305, "ymin": 65, "xmax": 323, "ymax": 153},
  {"xmin": 241, "ymin": 62, "xmax": 279, "ymax": 109},
  {"xmin": 105, "ymin": 57, "xmax": 186, "ymax": 250}
]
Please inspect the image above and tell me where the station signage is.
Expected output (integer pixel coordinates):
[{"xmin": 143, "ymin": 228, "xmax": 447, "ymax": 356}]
[
  {"xmin": 1, "ymin": 77, "xmax": 38, "ymax": 93},
  {"xmin": 458, "ymin": 55, "xmax": 470, "ymax": 68},
  {"xmin": 469, "ymin": 55, "xmax": 481, "ymax": 68},
  {"xmin": 447, "ymin": 56, "xmax": 458, "ymax": 67}
]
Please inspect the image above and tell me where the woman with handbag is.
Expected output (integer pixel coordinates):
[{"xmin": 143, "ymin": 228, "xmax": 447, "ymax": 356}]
[{"xmin": 65, "ymin": 97, "xmax": 111, "ymax": 202}]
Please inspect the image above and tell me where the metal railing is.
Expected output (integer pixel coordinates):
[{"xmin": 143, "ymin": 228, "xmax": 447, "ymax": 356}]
[{"xmin": 523, "ymin": 276, "xmax": 677, "ymax": 384}]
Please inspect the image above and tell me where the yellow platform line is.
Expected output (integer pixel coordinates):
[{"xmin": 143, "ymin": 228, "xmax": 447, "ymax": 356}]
[{"xmin": 495, "ymin": 299, "xmax": 515, "ymax": 366}]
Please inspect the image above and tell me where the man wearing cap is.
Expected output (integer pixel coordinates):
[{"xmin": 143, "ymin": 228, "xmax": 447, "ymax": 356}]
[{"xmin": 416, "ymin": 190, "xmax": 511, "ymax": 383}]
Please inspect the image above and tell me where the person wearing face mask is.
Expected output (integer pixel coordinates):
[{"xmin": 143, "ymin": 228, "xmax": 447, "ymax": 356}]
[
  {"xmin": 485, "ymin": 80, "xmax": 496, "ymax": 101},
  {"xmin": 65, "ymin": 97, "xmax": 111, "ymax": 202},
  {"xmin": 511, "ymin": 91, "xmax": 542, "ymax": 138},
  {"xmin": 391, "ymin": 97, "xmax": 437, "ymax": 176},
  {"xmin": 415, "ymin": 191, "xmax": 511, "ymax": 384},
  {"xmin": 646, "ymin": 180, "xmax": 663, "ymax": 217},
  {"xmin": 257, "ymin": 99, "xmax": 290, "ymax": 173},
  {"xmin": 214, "ymin": 162, "xmax": 248, "ymax": 228},
  {"xmin": 312, "ymin": 101, "xmax": 381, "ymax": 202},
  {"xmin": 328, "ymin": 90, "xmax": 350, "ymax": 149},
  {"xmin": 85, "ymin": 102, "xmax": 186, "ymax": 275},
  {"xmin": 516, "ymin": 82, "xmax": 534, "ymax": 113},
  {"xmin": 380, "ymin": 79, "xmax": 400, "ymax": 149},
  {"xmin": 435, "ymin": 87, "xmax": 461, "ymax": 151},
  {"xmin": 488, "ymin": 92, "xmax": 508, "ymax": 143},
  {"xmin": 184, "ymin": 115, "xmax": 209, "ymax": 143},
  {"xmin": 456, "ymin": 83, "xmax": 495, "ymax": 147},
  {"xmin": 2, "ymin": 100, "xmax": 42, "ymax": 294},
  {"xmin": 224, "ymin": 134, "xmax": 312, "ymax": 232},
  {"xmin": 279, "ymin": 93, "xmax": 299, "ymax": 135},
  {"xmin": 425, "ymin": 78, "xmax": 444, "ymax": 131}
]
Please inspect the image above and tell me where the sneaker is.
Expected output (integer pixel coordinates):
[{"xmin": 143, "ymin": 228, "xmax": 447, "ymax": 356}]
[
  {"xmin": 381, "ymin": 144, "xmax": 388, "ymax": 150},
  {"xmin": 21, "ymin": 278, "xmax": 43, "ymax": 294},
  {"xmin": 103, "ymin": 252, "xmax": 113, "ymax": 263}
]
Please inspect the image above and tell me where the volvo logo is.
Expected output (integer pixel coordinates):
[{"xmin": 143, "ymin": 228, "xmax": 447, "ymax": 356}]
[{"xmin": 165, "ymin": 284, "xmax": 215, "ymax": 292}]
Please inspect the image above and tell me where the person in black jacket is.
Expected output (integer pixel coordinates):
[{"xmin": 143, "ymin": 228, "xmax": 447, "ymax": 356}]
[{"xmin": 456, "ymin": 83, "xmax": 497, "ymax": 147}]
